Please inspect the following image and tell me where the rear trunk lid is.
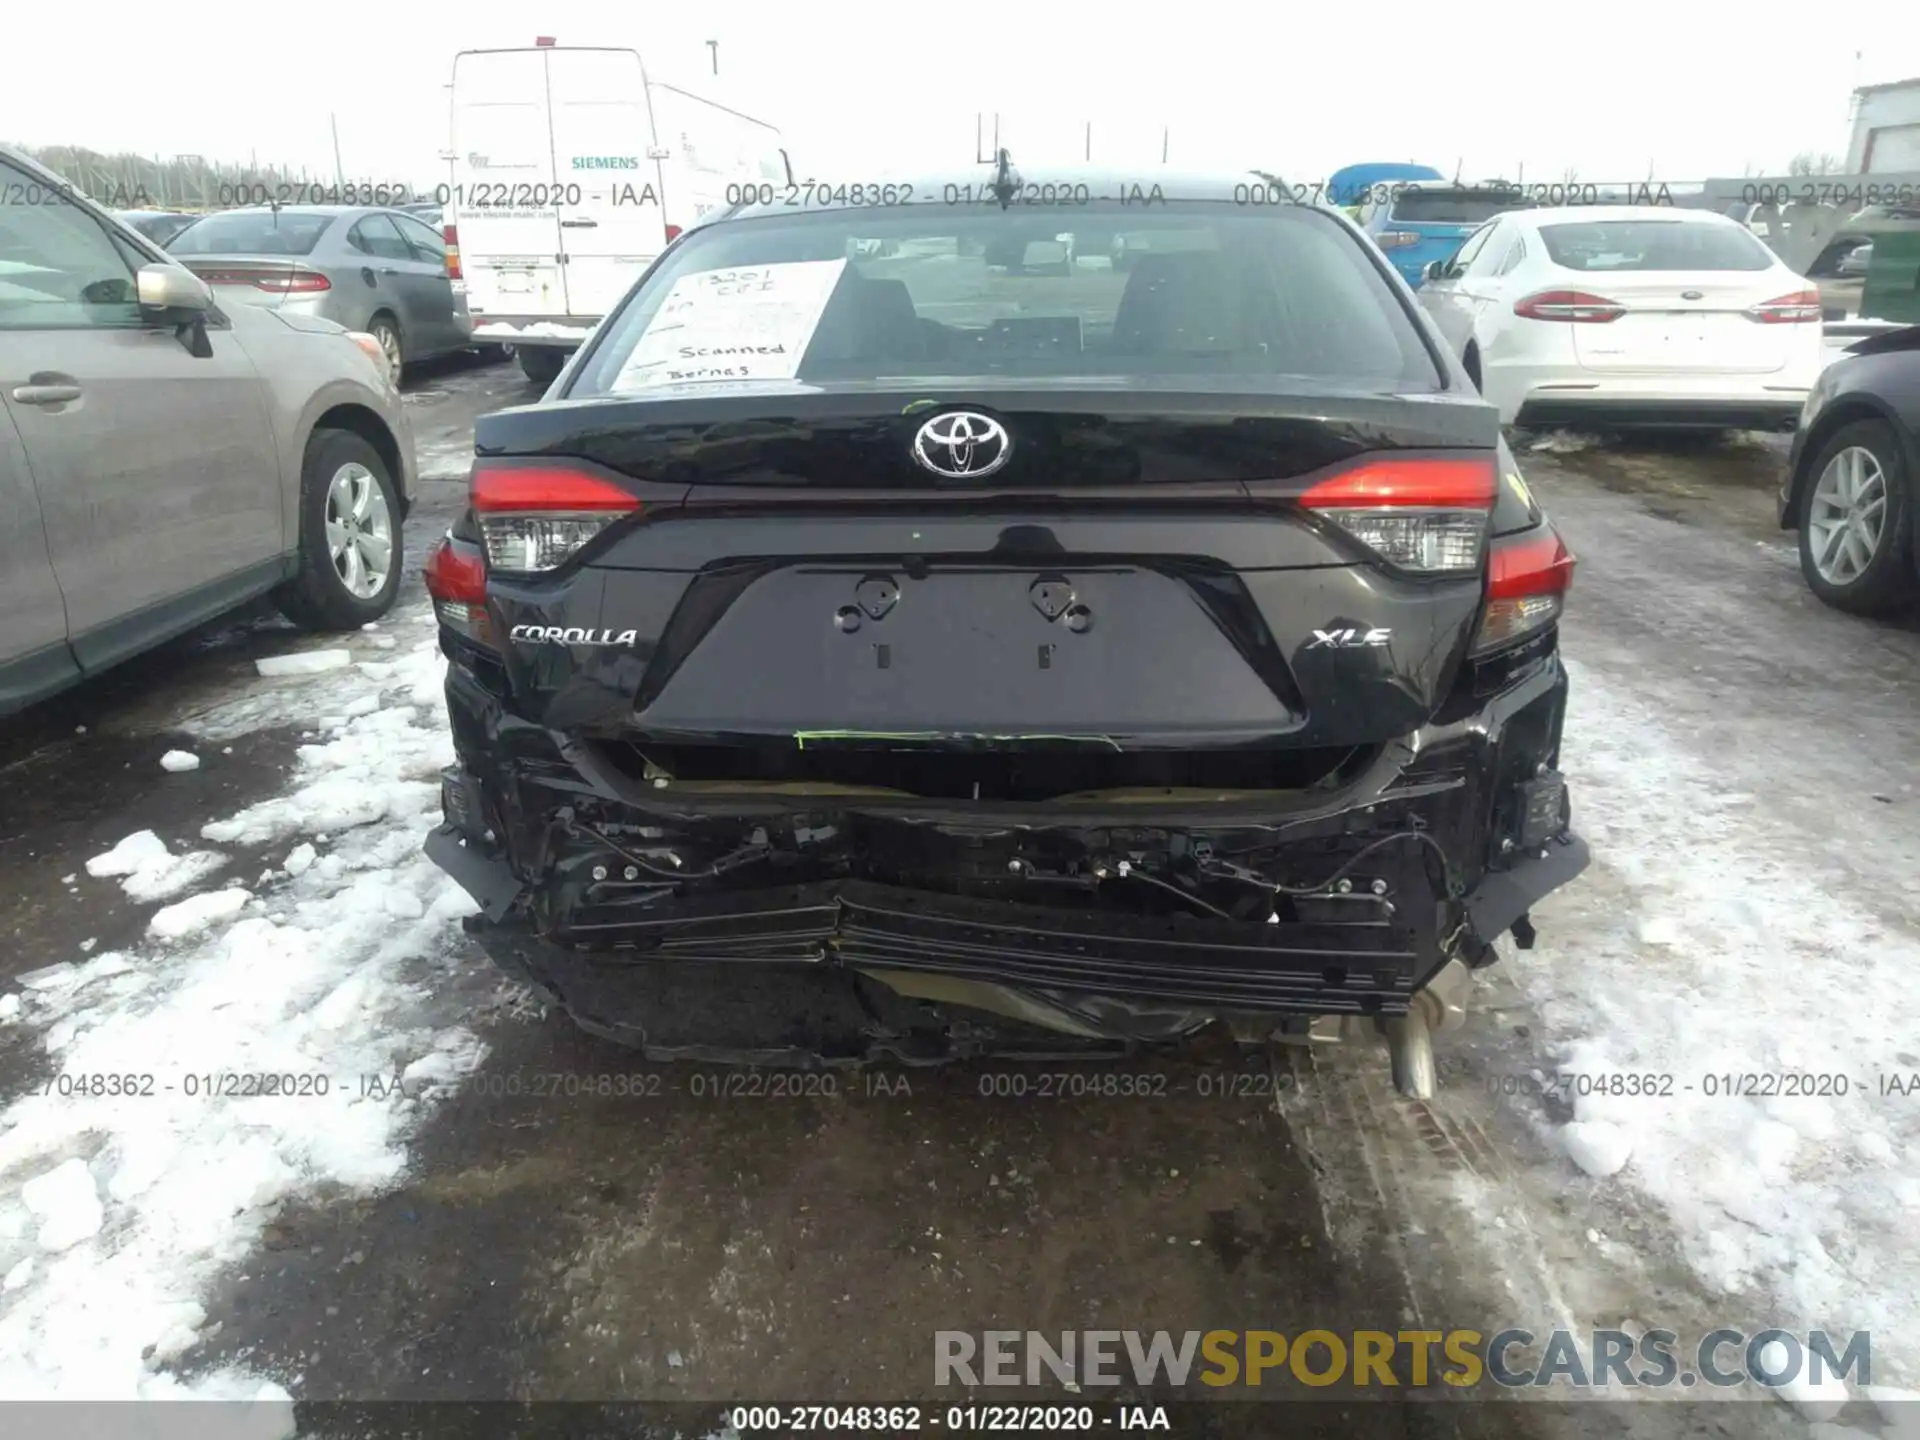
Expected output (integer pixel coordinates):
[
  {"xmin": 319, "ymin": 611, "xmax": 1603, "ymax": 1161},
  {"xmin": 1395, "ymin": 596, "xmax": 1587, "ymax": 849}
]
[
  {"xmin": 472, "ymin": 386, "xmax": 1501, "ymax": 754},
  {"xmin": 180, "ymin": 255, "xmax": 332, "ymax": 314},
  {"xmin": 1569, "ymin": 273, "xmax": 1803, "ymax": 374}
]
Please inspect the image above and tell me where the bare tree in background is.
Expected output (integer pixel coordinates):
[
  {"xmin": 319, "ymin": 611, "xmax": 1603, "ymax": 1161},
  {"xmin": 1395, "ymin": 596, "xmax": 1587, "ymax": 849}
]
[
  {"xmin": 1788, "ymin": 151, "xmax": 1846, "ymax": 177},
  {"xmin": 11, "ymin": 142, "xmax": 436, "ymax": 211}
]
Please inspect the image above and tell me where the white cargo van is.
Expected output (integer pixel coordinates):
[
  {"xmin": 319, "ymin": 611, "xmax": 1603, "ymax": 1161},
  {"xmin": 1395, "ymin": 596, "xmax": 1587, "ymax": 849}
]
[{"xmin": 448, "ymin": 42, "xmax": 787, "ymax": 385}]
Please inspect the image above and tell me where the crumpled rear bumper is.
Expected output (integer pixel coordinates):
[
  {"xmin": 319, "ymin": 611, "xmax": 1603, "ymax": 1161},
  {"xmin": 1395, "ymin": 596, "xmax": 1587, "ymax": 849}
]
[
  {"xmin": 425, "ymin": 643, "xmax": 1589, "ymax": 1066},
  {"xmin": 426, "ymin": 821, "xmax": 1587, "ymax": 1061}
]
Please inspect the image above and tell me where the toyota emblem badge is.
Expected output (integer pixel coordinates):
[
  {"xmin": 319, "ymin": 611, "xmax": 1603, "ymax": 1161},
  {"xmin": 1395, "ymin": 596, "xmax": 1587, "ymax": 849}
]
[{"xmin": 910, "ymin": 410, "xmax": 1012, "ymax": 479}]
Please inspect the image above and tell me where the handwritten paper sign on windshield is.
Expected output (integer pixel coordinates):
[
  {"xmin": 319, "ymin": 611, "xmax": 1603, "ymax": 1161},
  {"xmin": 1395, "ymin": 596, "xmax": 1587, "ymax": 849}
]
[{"xmin": 612, "ymin": 259, "xmax": 848, "ymax": 391}]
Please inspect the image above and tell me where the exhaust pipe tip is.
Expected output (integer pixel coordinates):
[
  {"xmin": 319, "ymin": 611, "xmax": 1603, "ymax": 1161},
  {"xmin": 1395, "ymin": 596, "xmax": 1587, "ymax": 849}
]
[{"xmin": 1382, "ymin": 1012, "xmax": 1436, "ymax": 1100}]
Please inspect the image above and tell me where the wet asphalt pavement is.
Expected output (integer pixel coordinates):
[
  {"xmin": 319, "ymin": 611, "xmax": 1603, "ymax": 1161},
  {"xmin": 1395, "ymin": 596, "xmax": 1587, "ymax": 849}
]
[{"xmin": 2, "ymin": 352, "xmax": 1912, "ymax": 1440}]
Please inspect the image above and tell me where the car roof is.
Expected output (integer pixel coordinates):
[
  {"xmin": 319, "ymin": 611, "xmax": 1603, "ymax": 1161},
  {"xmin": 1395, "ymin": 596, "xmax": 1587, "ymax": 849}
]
[
  {"xmin": 179, "ymin": 205, "xmax": 394, "ymax": 220},
  {"xmin": 721, "ymin": 165, "xmax": 1307, "ymax": 221},
  {"xmin": 1508, "ymin": 204, "xmax": 1747, "ymax": 228}
]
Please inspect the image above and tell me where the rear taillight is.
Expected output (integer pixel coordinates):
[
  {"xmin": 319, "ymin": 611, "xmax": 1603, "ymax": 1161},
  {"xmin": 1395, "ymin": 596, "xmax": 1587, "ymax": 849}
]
[
  {"xmin": 253, "ymin": 271, "xmax": 331, "ymax": 294},
  {"xmin": 664, "ymin": 224, "xmax": 683, "ymax": 243},
  {"xmin": 1300, "ymin": 457, "xmax": 1497, "ymax": 575},
  {"xmin": 1374, "ymin": 230, "xmax": 1420, "ymax": 249},
  {"xmin": 423, "ymin": 532, "xmax": 493, "ymax": 644},
  {"xmin": 444, "ymin": 223, "xmax": 462, "ymax": 281},
  {"xmin": 471, "ymin": 461, "xmax": 642, "ymax": 573},
  {"xmin": 1472, "ymin": 526, "xmax": 1576, "ymax": 654},
  {"xmin": 1747, "ymin": 288, "xmax": 1821, "ymax": 324},
  {"xmin": 1513, "ymin": 289, "xmax": 1623, "ymax": 323}
]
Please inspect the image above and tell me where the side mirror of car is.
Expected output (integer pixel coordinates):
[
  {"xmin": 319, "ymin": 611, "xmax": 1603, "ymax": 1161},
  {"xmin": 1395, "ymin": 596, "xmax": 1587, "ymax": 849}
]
[
  {"xmin": 137, "ymin": 263, "xmax": 215, "ymax": 357},
  {"xmin": 137, "ymin": 262, "xmax": 212, "ymax": 317},
  {"xmin": 1422, "ymin": 260, "xmax": 1448, "ymax": 282}
]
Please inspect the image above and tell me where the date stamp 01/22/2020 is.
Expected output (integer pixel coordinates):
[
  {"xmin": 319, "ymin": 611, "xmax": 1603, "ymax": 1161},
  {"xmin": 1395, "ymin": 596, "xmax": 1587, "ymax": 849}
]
[
  {"xmin": 30, "ymin": 1065, "xmax": 1920, "ymax": 1105},
  {"xmin": 31, "ymin": 1066, "xmax": 1291, "ymax": 1106}
]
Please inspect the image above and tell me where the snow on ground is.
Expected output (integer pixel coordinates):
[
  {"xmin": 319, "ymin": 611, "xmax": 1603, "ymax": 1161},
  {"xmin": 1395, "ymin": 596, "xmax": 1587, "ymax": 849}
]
[
  {"xmin": 1515, "ymin": 657, "xmax": 1920, "ymax": 1387},
  {"xmin": 0, "ymin": 617, "xmax": 485, "ymax": 1401},
  {"xmin": 86, "ymin": 830, "xmax": 229, "ymax": 905},
  {"xmin": 254, "ymin": 649, "xmax": 351, "ymax": 678},
  {"xmin": 160, "ymin": 750, "xmax": 201, "ymax": 773}
]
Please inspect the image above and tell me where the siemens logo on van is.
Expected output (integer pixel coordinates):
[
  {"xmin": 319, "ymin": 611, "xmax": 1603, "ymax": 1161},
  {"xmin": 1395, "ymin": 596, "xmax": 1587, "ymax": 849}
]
[{"xmin": 572, "ymin": 156, "xmax": 642, "ymax": 170}]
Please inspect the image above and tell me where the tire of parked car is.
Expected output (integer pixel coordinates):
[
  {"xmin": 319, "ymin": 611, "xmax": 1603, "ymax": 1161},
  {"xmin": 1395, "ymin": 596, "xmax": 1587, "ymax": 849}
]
[
  {"xmin": 366, "ymin": 314, "xmax": 405, "ymax": 387},
  {"xmin": 1796, "ymin": 418, "xmax": 1918, "ymax": 616},
  {"xmin": 273, "ymin": 429, "xmax": 405, "ymax": 631},
  {"xmin": 517, "ymin": 346, "xmax": 566, "ymax": 386}
]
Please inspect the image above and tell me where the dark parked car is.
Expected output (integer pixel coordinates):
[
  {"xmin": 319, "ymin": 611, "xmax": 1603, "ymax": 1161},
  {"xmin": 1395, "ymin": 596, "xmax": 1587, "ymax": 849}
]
[
  {"xmin": 422, "ymin": 164, "xmax": 1589, "ymax": 1097},
  {"xmin": 1780, "ymin": 324, "xmax": 1920, "ymax": 615},
  {"xmin": 114, "ymin": 210, "xmax": 198, "ymax": 248}
]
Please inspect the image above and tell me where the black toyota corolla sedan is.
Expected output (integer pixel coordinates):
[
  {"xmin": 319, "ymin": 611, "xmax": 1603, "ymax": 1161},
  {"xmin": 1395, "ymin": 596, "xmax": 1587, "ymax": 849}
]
[{"xmin": 422, "ymin": 159, "xmax": 1589, "ymax": 1097}]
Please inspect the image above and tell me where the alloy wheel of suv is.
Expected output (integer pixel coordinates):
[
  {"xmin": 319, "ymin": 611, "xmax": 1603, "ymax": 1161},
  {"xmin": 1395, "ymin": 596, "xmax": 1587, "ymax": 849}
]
[
  {"xmin": 1798, "ymin": 418, "xmax": 1918, "ymax": 615},
  {"xmin": 273, "ymin": 429, "xmax": 405, "ymax": 630},
  {"xmin": 324, "ymin": 460, "xmax": 395, "ymax": 599}
]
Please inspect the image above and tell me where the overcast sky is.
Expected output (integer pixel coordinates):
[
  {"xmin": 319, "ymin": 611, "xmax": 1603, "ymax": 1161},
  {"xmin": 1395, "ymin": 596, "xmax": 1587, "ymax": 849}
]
[{"xmin": 7, "ymin": 1, "xmax": 1917, "ymax": 186}]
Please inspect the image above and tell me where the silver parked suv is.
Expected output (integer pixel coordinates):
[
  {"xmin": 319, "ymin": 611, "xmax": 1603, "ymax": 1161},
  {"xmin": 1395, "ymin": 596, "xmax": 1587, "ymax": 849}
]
[{"xmin": 1, "ymin": 147, "xmax": 419, "ymax": 717}]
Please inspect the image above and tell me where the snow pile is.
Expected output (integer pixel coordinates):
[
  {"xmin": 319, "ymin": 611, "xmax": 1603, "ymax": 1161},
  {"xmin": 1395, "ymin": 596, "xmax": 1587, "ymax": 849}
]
[
  {"xmin": 85, "ymin": 830, "xmax": 228, "ymax": 904},
  {"xmin": 159, "ymin": 751, "xmax": 201, "ymax": 773},
  {"xmin": 0, "ymin": 630, "xmax": 484, "ymax": 1400},
  {"xmin": 1559, "ymin": 1120, "xmax": 1632, "ymax": 1178},
  {"xmin": 148, "ymin": 888, "xmax": 250, "ymax": 940},
  {"xmin": 1527, "ymin": 430, "xmax": 1596, "ymax": 455},
  {"xmin": 1516, "ymin": 657, "xmax": 1920, "ymax": 1381},
  {"xmin": 254, "ymin": 649, "xmax": 351, "ymax": 678},
  {"xmin": 19, "ymin": 1159, "xmax": 104, "ymax": 1253}
]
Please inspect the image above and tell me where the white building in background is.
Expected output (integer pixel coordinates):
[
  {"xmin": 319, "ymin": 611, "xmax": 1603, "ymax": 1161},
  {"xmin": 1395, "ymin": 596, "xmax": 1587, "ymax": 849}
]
[{"xmin": 1847, "ymin": 76, "xmax": 1920, "ymax": 172}]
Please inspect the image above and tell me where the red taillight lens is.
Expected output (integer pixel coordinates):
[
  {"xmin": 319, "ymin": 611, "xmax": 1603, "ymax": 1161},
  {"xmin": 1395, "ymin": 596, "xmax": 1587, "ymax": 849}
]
[
  {"xmin": 1513, "ymin": 289, "xmax": 1623, "ymax": 323},
  {"xmin": 1473, "ymin": 526, "xmax": 1576, "ymax": 654},
  {"xmin": 1747, "ymin": 288, "xmax": 1821, "ymax": 324},
  {"xmin": 1300, "ymin": 457, "xmax": 1498, "ymax": 575},
  {"xmin": 256, "ymin": 271, "xmax": 331, "ymax": 294},
  {"xmin": 664, "ymin": 224, "xmax": 683, "ymax": 243},
  {"xmin": 470, "ymin": 461, "xmax": 642, "ymax": 573},
  {"xmin": 423, "ymin": 532, "xmax": 494, "ymax": 643},
  {"xmin": 444, "ymin": 223, "xmax": 462, "ymax": 281}
]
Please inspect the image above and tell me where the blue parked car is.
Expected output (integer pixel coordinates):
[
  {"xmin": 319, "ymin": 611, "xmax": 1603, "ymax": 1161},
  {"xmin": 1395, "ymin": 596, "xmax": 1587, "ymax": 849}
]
[
  {"xmin": 1324, "ymin": 162, "xmax": 1443, "ymax": 210},
  {"xmin": 1355, "ymin": 182, "xmax": 1536, "ymax": 289}
]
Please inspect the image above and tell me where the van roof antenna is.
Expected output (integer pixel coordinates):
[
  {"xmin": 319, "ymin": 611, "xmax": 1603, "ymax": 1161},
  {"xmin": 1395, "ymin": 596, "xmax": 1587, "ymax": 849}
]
[{"xmin": 989, "ymin": 147, "xmax": 1019, "ymax": 210}]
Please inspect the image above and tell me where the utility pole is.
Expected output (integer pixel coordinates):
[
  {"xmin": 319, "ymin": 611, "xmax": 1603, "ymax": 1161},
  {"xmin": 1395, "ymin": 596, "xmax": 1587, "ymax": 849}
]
[
  {"xmin": 1846, "ymin": 49, "xmax": 1863, "ymax": 161},
  {"xmin": 707, "ymin": 40, "xmax": 719, "ymax": 75},
  {"xmin": 330, "ymin": 113, "xmax": 345, "ymax": 187}
]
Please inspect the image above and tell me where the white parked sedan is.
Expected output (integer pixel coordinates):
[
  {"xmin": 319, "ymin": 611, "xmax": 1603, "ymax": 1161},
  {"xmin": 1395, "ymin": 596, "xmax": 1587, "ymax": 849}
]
[{"xmin": 1414, "ymin": 206, "xmax": 1824, "ymax": 429}]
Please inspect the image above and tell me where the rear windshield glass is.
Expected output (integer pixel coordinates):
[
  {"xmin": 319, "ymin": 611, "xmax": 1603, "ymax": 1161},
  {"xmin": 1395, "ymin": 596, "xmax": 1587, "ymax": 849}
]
[
  {"xmin": 1538, "ymin": 220, "xmax": 1774, "ymax": 272},
  {"xmin": 166, "ymin": 212, "xmax": 334, "ymax": 256},
  {"xmin": 571, "ymin": 203, "xmax": 1440, "ymax": 396},
  {"xmin": 1388, "ymin": 191, "xmax": 1519, "ymax": 225}
]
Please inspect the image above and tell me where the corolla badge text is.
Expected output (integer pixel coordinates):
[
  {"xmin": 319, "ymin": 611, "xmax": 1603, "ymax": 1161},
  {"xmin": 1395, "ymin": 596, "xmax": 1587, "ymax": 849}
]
[
  {"xmin": 509, "ymin": 625, "xmax": 638, "ymax": 646},
  {"xmin": 1307, "ymin": 627, "xmax": 1392, "ymax": 649}
]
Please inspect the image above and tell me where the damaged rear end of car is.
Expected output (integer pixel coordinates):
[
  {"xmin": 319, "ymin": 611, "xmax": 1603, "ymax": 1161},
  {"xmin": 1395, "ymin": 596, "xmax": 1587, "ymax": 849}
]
[{"xmin": 423, "ymin": 172, "xmax": 1588, "ymax": 1094}]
